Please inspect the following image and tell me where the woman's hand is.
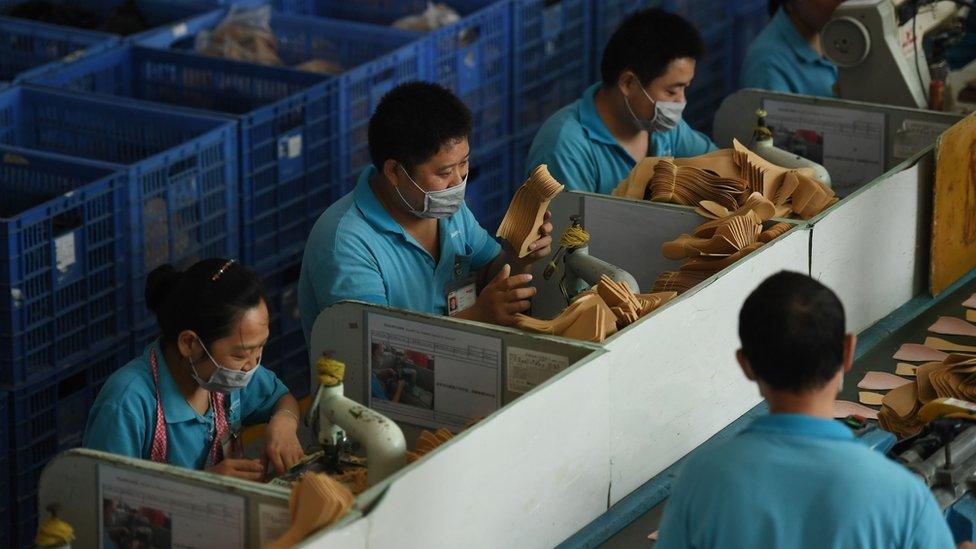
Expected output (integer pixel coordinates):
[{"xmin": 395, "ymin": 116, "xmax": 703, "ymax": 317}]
[
  {"xmin": 263, "ymin": 411, "xmax": 304, "ymax": 475},
  {"xmin": 207, "ymin": 458, "xmax": 264, "ymax": 481}
]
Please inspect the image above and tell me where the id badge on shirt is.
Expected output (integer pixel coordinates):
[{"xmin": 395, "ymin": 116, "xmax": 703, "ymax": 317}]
[{"xmin": 445, "ymin": 257, "xmax": 476, "ymax": 316}]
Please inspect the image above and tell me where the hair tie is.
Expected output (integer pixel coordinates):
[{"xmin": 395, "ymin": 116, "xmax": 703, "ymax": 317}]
[{"xmin": 211, "ymin": 259, "xmax": 236, "ymax": 282}]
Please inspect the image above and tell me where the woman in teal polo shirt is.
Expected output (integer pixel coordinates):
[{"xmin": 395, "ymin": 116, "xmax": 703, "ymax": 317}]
[
  {"xmin": 84, "ymin": 258, "xmax": 304, "ymax": 480},
  {"xmin": 739, "ymin": 0, "xmax": 842, "ymax": 97}
]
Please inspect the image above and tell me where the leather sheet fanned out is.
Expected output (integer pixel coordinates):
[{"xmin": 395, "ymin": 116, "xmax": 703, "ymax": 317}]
[
  {"xmin": 514, "ymin": 275, "xmax": 676, "ymax": 343},
  {"xmin": 653, "ymin": 202, "xmax": 769, "ymax": 295},
  {"xmin": 496, "ymin": 164, "xmax": 564, "ymax": 258},
  {"xmin": 612, "ymin": 140, "xmax": 837, "ymax": 219},
  {"xmin": 268, "ymin": 473, "xmax": 354, "ymax": 548},
  {"xmin": 878, "ymin": 353, "xmax": 976, "ymax": 438}
]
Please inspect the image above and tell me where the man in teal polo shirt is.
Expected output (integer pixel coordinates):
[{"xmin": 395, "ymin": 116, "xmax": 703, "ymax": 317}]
[
  {"xmin": 656, "ymin": 272, "xmax": 957, "ymax": 549},
  {"xmin": 299, "ymin": 82, "xmax": 552, "ymax": 341},
  {"xmin": 525, "ymin": 8, "xmax": 717, "ymax": 195},
  {"xmin": 739, "ymin": 0, "xmax": 840, "ymax": 97}
]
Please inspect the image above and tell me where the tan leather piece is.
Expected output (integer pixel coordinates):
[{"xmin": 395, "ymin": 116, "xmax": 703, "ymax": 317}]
[
  {"xmin": 858, "ymin": 371, "xmax": 913, "ymax": 391},
  {"xmin": 878, "ymin": 353, "xmax": 976, "ymax": 439},
  {"xmin": 268, "ymin": 473, "xmax": 355, "ymax": 549},
  {"xmin": 878, "ymin": 382, "xmax": 923, "ymax": 438},
  {"xmin": 924, "ymin": 336, "xmax": 976, "ymax": 353},
  {"xmin": 497, "ymin": 164, "xmax": 564, "ymax": 258},
  {"xmin": 406, "ymin": 428, "xmax": 455, "ymax": 464},
  {"xmin": 896, "ymin": 363, "xmax": 918, "ymax": 377},
  {"xmin": 893, "ymin": 343, "xmax": 950, "ymax": 362},
  {"xmin": 929, "ymin": 316, "xmax": 976, "ymax": 338},
  {"xmin": 859, "ymin": 391, "xmax": 885, "ymax": 406},
  {"xmin": 968, "ymin": 310, "xmax": 976, "ymax": 323},
  {"xmin": 647, "ymin": 159, "xmax": 748, "ymax": 210},
  {"xmin": 833, "ymin": 400, "xmax": 880, "ymax": 420},
  {"xmin": 758, "ymin": 222, "xmax": 792, "ymax": 243},
  {"xmin": 964, "ymin": 294, "xmax": 976, "ymax": 309}
]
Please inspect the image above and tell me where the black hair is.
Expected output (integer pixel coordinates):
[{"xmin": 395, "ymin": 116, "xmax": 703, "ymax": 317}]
[
  {"xmin": 368, "ymin": 81, "xmax": 472, "ymax": 175},
  {"xmin": 145, "ymin": 258, "xmax": 267, "ymax": 346},
  {"xmin": 600, "ymin": 8, "xmax": 705, "ymax": 87},
  {"xmin": 738, "ymin": 271, "xmax": 846, "ymax": 392}
]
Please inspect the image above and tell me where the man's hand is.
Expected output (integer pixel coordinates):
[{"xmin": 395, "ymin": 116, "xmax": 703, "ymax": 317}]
[
  {"xmin": 263, "ymin": 411, "xmax": 304, "ymax": 475},
  {"xmin": 459, "ymin": 264, "xmax": 536, "ymax": 326},
  {"xmin": 207, "ymin": 458, "xmax": 264, "ymax": 481}
]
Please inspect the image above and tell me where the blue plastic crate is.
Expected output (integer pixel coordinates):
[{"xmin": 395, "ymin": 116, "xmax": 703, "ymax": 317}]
[
  {"xmin": 426, "ymin": 1, "xmax": 512, "ymax": 152},
  {"xmin": 0, "ymin": 146, "xmax": 128, "ymax": 386},
  {"xmin": 513, "ymin": 0, "xmax": 591, "ymax": 138},
  {"xmin": 511, "ymin": 128, "xmax": 534, "ymax": 189},
  {"xmin": 0, "ymin": 15, "xmax": 116, "ymax": 85},
  {"xmin": 0, "ymin": 85, "xmax": 240, "ymax": 331},
  {"xmin": 730, "ymin": 4, "xmax": 768, "ymax": 91},
  {"xmin": 27, "ymin": 44, "xmax": 335, "ymax": 277},
  {"xmin": 683, "ymin": 20, "xmax": 733, "ymax": 135},
  {"xmin": 8, "ymin": 336, "xmax": 128, "ymax": 548},
  {"xmin": 262, "ymin": 259, "xmax": 309, "ymax": 399},
  {"xmin": 337, "ymin": 39, "xmax": 429, "ymax": 195},
  {"xmin": 0, "ymin": 0, "xmax": 220, "ymax": 44},
  {"xmin": 668, "ymin": 0, "xmax": 730, "ymax": 28},
  {"xmin": 307, "ymin": 0, "xmax": 495, "ymax": 25},
  {"xmin": 466, "ymin": 139, "xmax": 512, "ymax": 232}
]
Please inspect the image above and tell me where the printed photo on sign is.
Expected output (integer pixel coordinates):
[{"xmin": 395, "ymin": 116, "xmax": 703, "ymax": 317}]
[
  {"xmin": 371, "ymin": 342, "xmax": 436, "ymax": 410},
  {"xmin": 102, "ymin": 497, "xmax": 173, "ymax": 549},
  {"xmin": 367, "ymin": 313, "xmax": 502, "ymax": 429}
]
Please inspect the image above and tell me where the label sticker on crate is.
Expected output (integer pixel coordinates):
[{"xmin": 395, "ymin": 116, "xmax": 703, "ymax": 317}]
[
  {"xmin": 55, "ymin": 232, "xmax": 78, "ymax": 280},
  {"xmin": 277, "ymin": 130, "xmax": 304, "ymax": 182}
]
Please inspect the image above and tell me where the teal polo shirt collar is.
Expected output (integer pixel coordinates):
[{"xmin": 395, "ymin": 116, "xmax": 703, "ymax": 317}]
[
  {"xmin": 145, "ymin": 340, "xmax": 213, "ymax": 425},
  {"xmin": 578, "ymin": 83, "xmax": 620, "ymax": 147},
  {"xmin": 774, "ymin": 8, "xmax": 832, "ymax": 67},
  {"xmin": 745, "ymin": 413, "xmax": 854, "ymax": 441}
]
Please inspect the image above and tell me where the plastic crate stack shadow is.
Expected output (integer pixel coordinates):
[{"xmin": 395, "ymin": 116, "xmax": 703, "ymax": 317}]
[
  {"xmin": 279, "ymin": 0, "xmax": 495, "ymax": 24},
  {"xmin": 0, "ymin": 0, "xmax": 223, "ymax": 44},
  {"xmin": 7, "ymin": 337, "xmax": 128, "ymax": 548},
  {"xmin": 730, "ymin": 0, "xmax": 769, "ymax": 93},
  {"xmin": 263, "ymin": 260, "xmax": 309, "ymax": 399},
  {"xmin": 513, "ymin": 0, "xmax": 590, "ymax": 141},
  {"xmin": 0, "ymin": 15, "xmax": 116, "ymax": 87},
  {"xmin": 0, "ymin": 146, "xmax": 129, "ymax": 387},
  {"xmin": 131, "ymin": 10, "xmax": 420, "ymax": 276},
  {"xmin": 0, "ymin": 85, "xmax": 239, "ymax": 353},
  {"xmin": 0, "ymin": 389, "xmax": 8, "ymax": 549},
  {"xmin": 27, "ymin": 45, "xmax": 331, "ymax": 280}
]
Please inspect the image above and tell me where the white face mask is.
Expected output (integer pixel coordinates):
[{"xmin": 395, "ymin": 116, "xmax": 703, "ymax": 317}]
[
  {"xmin": 189, "ymin": 337, "xmax": 260, "ymax": 393},
  {"xmin": 624, "ymin": 79, "xmax": 686, "ymax": 133},
  {"xmin": 394, "ymin": 164, "xmax": 468, "ymax": 219}
]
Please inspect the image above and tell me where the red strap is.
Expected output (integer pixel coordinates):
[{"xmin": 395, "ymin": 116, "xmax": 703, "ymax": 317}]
[
  {"xmin": 149, "ymin": 347, "xmax": 229, "ymax": 467},
  {"xmin": 148, "ymin": 348, "xmax": 168, "ymax": 464}
]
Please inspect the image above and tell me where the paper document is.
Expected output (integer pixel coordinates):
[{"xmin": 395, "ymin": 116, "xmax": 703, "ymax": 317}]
[
  {"xmin": 99, "ymin": 464, "xmax": 245, "ymax": 548},
  {"xmin": 367, "ymin": 313, "xmax": 502, "ymax": 429},
  {"xmin": 506, "ymin": 347, "xmax": 570, "ymax": 394},
  {"xmin": 763, "ymin": 99, "xmax": 886, "ymax": 196},
  {"xmin": 258, "ymin": 503, "xmax": 291, "ymax": 546}
]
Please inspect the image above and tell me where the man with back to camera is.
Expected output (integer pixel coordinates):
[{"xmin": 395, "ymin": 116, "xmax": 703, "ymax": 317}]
[
  {"xmin": 525, "ymin": 8, "xmax": 717, "ymax": 195},
  {"xmin": 657, "ymin": 271, "xmax": 964, "ymax": 549},
  {"xmin": 298, "ymin": 82, "xmax": 553, "ymax": 342}
]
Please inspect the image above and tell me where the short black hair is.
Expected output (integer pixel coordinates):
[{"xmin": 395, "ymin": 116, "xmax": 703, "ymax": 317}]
[
  {"xmin": 600, "ymin": 8, "xmax": 705, "ymax": 87},
  {"xmin": 368, "ymin": 81, "xmax": 472, "ymax": 174},
  {"xmin": 738, "ymin": 271, "xmax": 846, "ymax": 392},
  {"xmin": 145, "ymin": 258, "xmax": 267, "ymax": 346}
]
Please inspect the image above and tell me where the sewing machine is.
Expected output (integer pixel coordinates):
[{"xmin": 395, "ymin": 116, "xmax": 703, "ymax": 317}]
[
  {"xmin": 749, "ymin": 108, "xmax": 833, "ymax": 187},
  {"xmin": 543, "ymin": 215, "xmax": 641, "ymax": 304},
  {"xmin": 823, "ymin": 0, "xmax": 964, "ymax": 108}
]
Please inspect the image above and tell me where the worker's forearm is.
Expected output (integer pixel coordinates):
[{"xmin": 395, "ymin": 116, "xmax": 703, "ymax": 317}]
[{"xmin": 272, "ymin": 394, "xmax": 301, "ymax": 428}]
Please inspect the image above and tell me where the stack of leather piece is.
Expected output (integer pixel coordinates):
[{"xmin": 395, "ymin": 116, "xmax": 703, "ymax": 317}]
[
  {"xmin": 614, "ymin": 140, "xmax": 838, "ymax": 220},
  {"xmin": 515, "ymin": 275, "xmax": 676, "ymax": 342},
  {"xmin": 497, "ymin": 164, "xmax": 565, "ymax": 257},
  {"xmin": 407, "ymin": 428, "xmax": 454, "ymax": 464},
  {"xmin": 652, "ymin": 195, "xmax": 778, "ymax": 295}
]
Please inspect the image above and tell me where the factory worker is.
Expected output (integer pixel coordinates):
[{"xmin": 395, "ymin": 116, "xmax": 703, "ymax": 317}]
[
  {"xmin": 656, "ymin": 271, "xmax": 957, "ymax": 549},
  {"xmin": 298, "ymin": 81, "xmax": 552, "ymax": 341},
  {"xmin": 525, "ymin": 8, "xmax": 717, "ymax": 195},
  {"xmin": 84, "ymin": 259, "xmax": 303, "ymax": 480},
  {"xmin": 739, "ymin": 0, "xmax": 841, "ymax": 97}
]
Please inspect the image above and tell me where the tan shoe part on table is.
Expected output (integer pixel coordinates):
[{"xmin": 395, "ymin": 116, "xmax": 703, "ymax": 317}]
[
  {"xmin": 758, "ymin": 222, "xmax": 792, "ymax": 243},
  {"xmin": 893, "ymin": 343, "xmax": 950, "ymax": 362},
  {"xmin": 878, "ymin": 382, "xmax": 924, "ymax": 438},
  {"xmin": 497, "ymin": 164, "xmax": 564, "ymax": 258},
  {"xmin": 929, "ymin": 316, "xmax": 976, "ymax": 338},
  {"xmin": 514, "ymin": 293, "xmax": 619, "ymax": 343},
  {"xmin": 857, "ymin": 371, "xmax": 913, "ymax": 391},
  {"xmin": 647, "ymin": 159, "xmax": 747, "ymax": 210},
  {"xmin": 268, "ymin": 473, "xmax": 355, "ymax": 549},
  {"xmin": 407, "ymin": 428, "xmax": 455, "ymax": 464},
  {"xmin": 833, "ymin": 400, "xmax": 880, "ymax": 420}
]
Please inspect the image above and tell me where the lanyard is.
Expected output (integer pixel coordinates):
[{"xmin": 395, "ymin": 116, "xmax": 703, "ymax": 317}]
[{"xmin": 148, "ymin": 347, "xmax": 227, "ymax": 467}]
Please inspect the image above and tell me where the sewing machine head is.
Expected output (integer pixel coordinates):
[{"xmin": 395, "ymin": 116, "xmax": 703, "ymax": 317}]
[{"xmin": 544, "ymin": 215, "xmax": 641, "ymax": 304}]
